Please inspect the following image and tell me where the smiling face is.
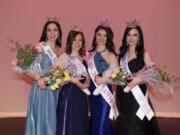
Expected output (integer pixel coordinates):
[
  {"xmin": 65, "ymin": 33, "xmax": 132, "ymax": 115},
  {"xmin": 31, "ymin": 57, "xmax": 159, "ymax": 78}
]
[
  {"xmin": 126, "ymin": 28, "xmax": 140, "ymax": 47},
  {"xmin": 72, "ymin": 34, "xmax": 83, "ymax": 52},
  {"xmin": 95, "ymin": 29, "xmax": 107, "ymax": 46},
  {"xmin": 46, "ymin": 23, "xmax": 59, "ymax": 42}
]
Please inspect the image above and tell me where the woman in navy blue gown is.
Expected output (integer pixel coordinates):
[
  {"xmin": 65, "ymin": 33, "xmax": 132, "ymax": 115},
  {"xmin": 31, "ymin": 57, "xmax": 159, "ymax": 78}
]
[
  {"xmin": 56, "ymin": 29, "xmax": 90, "ymax": 135},
  {"xmin": 87, "ymin": 24, "xmax": 118, "ymax": 135},
  {"xmin": 25, "ymin": 19, "xmax": 62, "ymax": 135}
]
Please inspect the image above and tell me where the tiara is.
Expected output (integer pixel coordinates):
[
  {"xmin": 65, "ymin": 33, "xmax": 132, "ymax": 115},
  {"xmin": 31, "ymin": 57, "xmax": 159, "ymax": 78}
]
[
  {"xmin": 100, "ymin": 20, "xmax": 111, "ymax": 27},
  {"xmin": 126, "ymin": 19, "xmax": 140, "ymax": 28},
  {"xmin": 47, "ymin": 16, "xmax": 61, "ymax": 22},
  {"xmin": 70, "ymin": 25, "xmax": 81, "ymax": 32}
]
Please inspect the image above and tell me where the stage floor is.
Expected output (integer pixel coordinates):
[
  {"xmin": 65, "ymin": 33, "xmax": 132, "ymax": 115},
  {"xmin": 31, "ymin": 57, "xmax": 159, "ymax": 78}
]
[{"xmin": 0, "ymin": 117, "xmax": 180, "ymax": 135}]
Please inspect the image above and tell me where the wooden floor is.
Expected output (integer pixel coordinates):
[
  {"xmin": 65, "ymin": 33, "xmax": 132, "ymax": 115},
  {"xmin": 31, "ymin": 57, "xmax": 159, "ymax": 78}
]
[{"xmin": 0, "ymin": 117, "xmax": 180, "ymax": 135}]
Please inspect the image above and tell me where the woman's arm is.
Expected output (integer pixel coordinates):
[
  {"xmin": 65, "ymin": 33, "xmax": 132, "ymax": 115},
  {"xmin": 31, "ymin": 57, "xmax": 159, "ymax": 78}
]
[
  {"xmin": 25, "ymin": 72, "xmax": 46, "ymax": 89},
  {"xmin": 125, "ymin": 51, "xmax": 153, "ymax": 91}
]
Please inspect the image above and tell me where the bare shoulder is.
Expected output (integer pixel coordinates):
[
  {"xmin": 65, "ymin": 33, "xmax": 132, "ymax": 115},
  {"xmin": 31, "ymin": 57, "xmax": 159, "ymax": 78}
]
[
  {"xmin": 106, "ymin": 51, "xmax": 118, "ymax": 64},
  {"xmin": 59, "ymin": 52, "xmax": 68, "ymax": 58},
  {"xmin": 144, "ymin": 50, "xmax": 153, "ymax": 65},
  {"xmin": 55, "ymin": 46, "xmax": 62, "ymax": 57}
]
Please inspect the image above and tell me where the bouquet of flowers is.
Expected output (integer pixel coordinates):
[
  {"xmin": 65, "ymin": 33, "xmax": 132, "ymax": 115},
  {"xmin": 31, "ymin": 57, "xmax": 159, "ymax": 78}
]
[
  {"xmin": 93, "ymin": 64, "xmax": 128, "ymax": 95},
  {"xmin": 7, "ymin": 38, "xmax": 42, "ymax": 73},
  {"xmin": 134, "ymin": 64, "xmax": 180, "ymax": 95},
  {"xmin": 43, "ymin": 67, "xmax": 71, "ymax": 90},
  {"xmin": 110, "ymin": 67, "xmax": 127, "ymax": 86}
]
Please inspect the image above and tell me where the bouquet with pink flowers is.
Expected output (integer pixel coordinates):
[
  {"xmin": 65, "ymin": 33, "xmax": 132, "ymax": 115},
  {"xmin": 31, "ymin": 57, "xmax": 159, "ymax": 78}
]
[
  {"xmin": 134, "ymin": 64, "xmax": 180, "ymax": 95},
  {"xmin": 7, "ymin": 38, "xmax": 42, "ymax": 73}
]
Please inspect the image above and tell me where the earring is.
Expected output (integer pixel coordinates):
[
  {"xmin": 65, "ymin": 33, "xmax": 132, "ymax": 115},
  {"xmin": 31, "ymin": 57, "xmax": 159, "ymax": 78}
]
[
  {"xmin": 126, "ymin": 42, "xmax": 128, "ymax": 46},
  {"xmin": 137, "ymin": 41, "xmax": 140, "ymax": 46}
]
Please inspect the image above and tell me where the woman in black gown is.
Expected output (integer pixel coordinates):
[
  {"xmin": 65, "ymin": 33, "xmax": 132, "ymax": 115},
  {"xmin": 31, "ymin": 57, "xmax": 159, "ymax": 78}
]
[
  {"xmin": 116, "ymin": 20, "xmax": 161, "ymax": 135},
  {"xmin": 56, "ymin": 29, "xmax": 90, "ymax": 135}
]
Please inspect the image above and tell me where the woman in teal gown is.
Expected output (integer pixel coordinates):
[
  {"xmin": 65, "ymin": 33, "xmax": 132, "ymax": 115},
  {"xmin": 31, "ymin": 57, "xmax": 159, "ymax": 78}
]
[
  {"xmin": 25, "ymin": 19, "xmax": 62, "ymax": 135},
  {"xmin": 87, "ymin": 25, "xmax": 118, "ymax": 135}
]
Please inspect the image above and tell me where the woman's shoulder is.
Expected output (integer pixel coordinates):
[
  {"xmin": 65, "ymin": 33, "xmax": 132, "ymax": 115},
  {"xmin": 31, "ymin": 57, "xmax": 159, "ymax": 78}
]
[
  {"xmin": 105, "ymin": 51, "xmax": 117, "ymax": 64},
  {"xmin": 54, "ymin": 46, "xmax": 62, "ymax": 57},
  {"xmin": 144, "ymin": 50, "xmax": 154, "ymax": 65}
]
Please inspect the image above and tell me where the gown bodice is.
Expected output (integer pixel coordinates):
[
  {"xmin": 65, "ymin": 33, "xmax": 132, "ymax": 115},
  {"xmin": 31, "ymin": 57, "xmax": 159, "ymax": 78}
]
[{"xmin": 94, "ymin": 52, "xmax": 109, "ymax": 74}]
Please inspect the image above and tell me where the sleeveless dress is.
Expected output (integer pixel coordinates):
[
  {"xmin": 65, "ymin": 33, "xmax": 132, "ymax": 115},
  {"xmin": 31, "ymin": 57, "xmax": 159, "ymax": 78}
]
[
  {"xmin": 89, "ymin": 52, "xmax": 115, "ymax": 135},
  {"xmin": 56, "ymin": 60, "xmax": 90, "ymax": 135},
  {"xmin": 25, "ymin": 54, "xmax": 59, "ymax": 135},
  {"xmin": 116, "ymin": 58, "xmax": 161, "ymax": 135}
]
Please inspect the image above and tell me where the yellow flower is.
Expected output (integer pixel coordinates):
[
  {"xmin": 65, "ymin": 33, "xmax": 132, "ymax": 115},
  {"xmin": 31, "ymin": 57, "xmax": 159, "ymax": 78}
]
[
  {"xmin": 50, "ymin": 85, "xmax": 56, "ymax": 91},
  {"xmin": 64, "ymin": 71, "xmax": 70, "ymax": 77},
  {"xmin": 111, "ymin": 73, "xmax": 117, "ymax": 79},
  {"xmin": 64, "ymin": 76, "xmax": 71, "ymax": 82},
  {"xmin": 53, "ymin": 83, "xmax": 59, "ymax": 89},
  {"xmin": 114, "ymin": 68, "xmax": 120, "ymax": 74},
  {"xmin": 56, "ymin": 79, "xmax": 62, "ymax": 84}
]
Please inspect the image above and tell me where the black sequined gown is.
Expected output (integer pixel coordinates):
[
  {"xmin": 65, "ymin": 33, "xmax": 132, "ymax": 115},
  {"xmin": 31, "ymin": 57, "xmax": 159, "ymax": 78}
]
[{"xmin": 116, "ymin": 58, "xmax": 161, "ymax": 135}]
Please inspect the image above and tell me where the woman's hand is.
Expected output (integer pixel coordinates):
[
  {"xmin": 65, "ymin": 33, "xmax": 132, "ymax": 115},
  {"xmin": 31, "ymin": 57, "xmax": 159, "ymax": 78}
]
[
  {"xmin": 71, "ymin": 76, "xmax": 84, "ymax": 85},
  {"xmin": 94, "ymin": 75, "xmax": 106, "ymax": 85},
  {"xmin": 128, "ymin": 76, "xmax": 142, "ymax": 89},
  {"xmin": 123, "ymin": 76, "xmax": 143, "ymax": 93},
  {"xmin": 37, "ymin": 77, "xmax": 46, "ymax": 90}
]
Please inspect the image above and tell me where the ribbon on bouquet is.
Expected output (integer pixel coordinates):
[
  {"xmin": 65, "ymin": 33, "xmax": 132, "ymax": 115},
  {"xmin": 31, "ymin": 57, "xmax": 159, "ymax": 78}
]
[
  {"xmin": 120, "ymin": 53, "xmax": 154, "ymax": 120},
  {"xmin": 86, "ymin": 52, "xmax": 119, "ymax": 120}
]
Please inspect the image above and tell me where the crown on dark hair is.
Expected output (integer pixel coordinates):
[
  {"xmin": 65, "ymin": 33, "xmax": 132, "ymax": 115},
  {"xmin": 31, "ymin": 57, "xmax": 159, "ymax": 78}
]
[
  {"xmin": 70, "ymin": 25, "xmax": 81, "ymax": 32},
  {"xmin": 100, "ymin": 19, "xmax": 111, "ymax": 27},
  {"xmin": 126, "ymin": 19, "xmax": 140, "ymax": 28},
  {"xmin": 47, "ymin": 16, "xmax": 61, "ymax": 22}
]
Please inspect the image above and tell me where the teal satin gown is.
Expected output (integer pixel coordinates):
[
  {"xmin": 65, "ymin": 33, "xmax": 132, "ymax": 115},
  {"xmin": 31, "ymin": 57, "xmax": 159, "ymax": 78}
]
[{"xmin": 25, "ymin": 54, "xmax": 59, "ymax": 135}]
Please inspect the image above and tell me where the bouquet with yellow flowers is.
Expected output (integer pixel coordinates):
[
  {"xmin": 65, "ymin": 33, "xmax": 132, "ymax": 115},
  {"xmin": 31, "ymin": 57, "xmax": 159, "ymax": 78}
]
[
  {"xmin": 93, "ymin": 64, "xmax": 128, "ymax": 95},
  {"xmin": 44, "ymin": 67, "xmax": 71, "ymax": 90},
  {"xmin": 110, "ymin": 67, "xmax": 128, "ymax": 86}
]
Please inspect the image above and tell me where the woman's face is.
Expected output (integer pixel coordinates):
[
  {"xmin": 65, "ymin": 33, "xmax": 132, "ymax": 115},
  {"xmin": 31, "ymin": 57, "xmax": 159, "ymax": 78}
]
[
  {"xmin": 47, "ymin": 23, "xmax": 59, "ymax": 42},
  {"xmin": 95, "ymin": 29, "xmax": 107, "ymax": 46},
  {"xmin": 126, "ymin": 28, "xmax": 140, "ymax": 47},
  {"xmin": 72, "ymin": 34, "xmax": 83, "ymax": 52}
]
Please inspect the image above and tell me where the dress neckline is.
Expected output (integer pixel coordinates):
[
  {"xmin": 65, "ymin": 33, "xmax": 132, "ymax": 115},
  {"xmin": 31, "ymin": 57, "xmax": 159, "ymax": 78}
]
[{"xmin": 96, "ymin": 48, "xmax": 107, "ymax": 54}]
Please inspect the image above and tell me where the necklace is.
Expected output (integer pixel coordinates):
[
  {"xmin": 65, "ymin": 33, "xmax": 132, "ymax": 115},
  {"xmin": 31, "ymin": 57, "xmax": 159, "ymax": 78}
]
[{"xmin": 96, "ymin": 48, "xmax": 107, "ymax": 53}]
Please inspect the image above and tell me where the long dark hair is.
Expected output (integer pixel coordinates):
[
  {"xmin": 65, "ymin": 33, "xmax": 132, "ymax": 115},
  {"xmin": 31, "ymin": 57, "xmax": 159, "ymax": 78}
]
[
  {"xmin": 66, "ymin": 30, "xmax": 86, "ymax": 56},
  {"xmin": 118, "ymin": 25, "xmax": 145, "ymax": 65},
  {"xmin": 39, "ymin": 21, "xmax": 62, "ymax": 47},
  {"xmin": 89, "ymin": 25, "xmax": 116, "ymax": 55}
]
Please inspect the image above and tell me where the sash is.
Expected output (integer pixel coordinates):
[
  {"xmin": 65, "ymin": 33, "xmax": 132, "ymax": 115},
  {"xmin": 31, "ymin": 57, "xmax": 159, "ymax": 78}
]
[
  {"xmin": 67, "ymin": 54, "xmax": 90, "ymax": 95},
  {"xmin": 40, "ymin": 42, "xmax": 57, "ymax": 64},
  {"xmin": 68, "ymin": 54, "xmax": 87, "ymax": 77},
  {"xmin": 86, "ymin": 52, "xmax": 119, "ymax": 120},
  {"xmin": 120, "ymin": 53, "xmax": 154, "ymax": 120}
]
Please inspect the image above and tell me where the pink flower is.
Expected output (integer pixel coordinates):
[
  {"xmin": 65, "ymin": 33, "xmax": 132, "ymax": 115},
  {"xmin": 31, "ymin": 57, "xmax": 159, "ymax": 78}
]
[
  {"xmin": 32, "ymin": 46, "xmax": 39, "ymax": 54},
  {"xmin": 17, "ymin": 60, "xmax": 23, "ymax": 66}
]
